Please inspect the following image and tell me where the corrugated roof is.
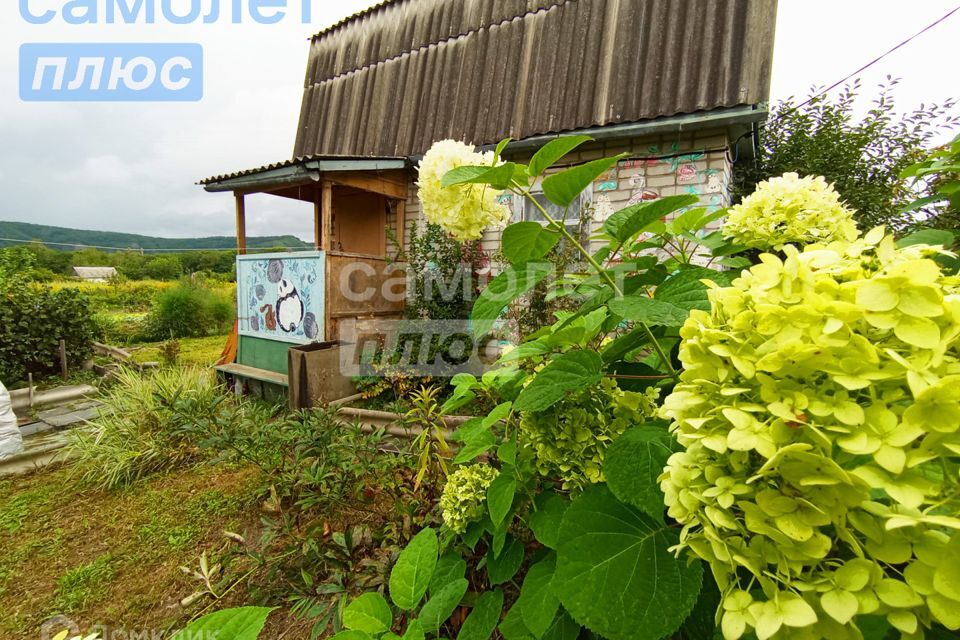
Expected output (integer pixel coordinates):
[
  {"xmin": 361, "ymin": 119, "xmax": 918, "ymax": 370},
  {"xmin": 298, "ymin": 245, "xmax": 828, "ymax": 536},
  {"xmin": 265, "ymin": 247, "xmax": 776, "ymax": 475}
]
[
  {"xmin": 199, "ymin": 154, "xmax": 406, "ymax": 185},
  {"xmin": 294, "ymin": 0, "xmax": 777, "ymax": 158}
]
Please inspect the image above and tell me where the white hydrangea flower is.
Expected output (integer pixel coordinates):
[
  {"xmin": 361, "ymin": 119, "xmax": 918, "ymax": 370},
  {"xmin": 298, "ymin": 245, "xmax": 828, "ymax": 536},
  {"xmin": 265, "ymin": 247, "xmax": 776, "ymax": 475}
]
[
  {"xmin": 723, "ymin": 172, "xmax": 859, "ymax": 249},
  {"xmin": 417, "ymin": 140, "xmax": 512, "ymax": 242}
]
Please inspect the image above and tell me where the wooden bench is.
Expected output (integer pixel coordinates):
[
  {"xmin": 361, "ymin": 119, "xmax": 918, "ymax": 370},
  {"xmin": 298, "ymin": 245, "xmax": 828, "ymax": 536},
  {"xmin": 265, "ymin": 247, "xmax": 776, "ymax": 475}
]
[{"xmin": 214, "ymin": 363, "xmax": 289, "ymax": 387}]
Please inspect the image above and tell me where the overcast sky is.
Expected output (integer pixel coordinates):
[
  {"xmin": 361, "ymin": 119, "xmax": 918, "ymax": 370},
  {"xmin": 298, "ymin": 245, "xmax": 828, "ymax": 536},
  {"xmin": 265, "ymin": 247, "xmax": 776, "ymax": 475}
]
[{"xmin": 1, "ymin": 0, "xmax": 958, "ymax": 243}]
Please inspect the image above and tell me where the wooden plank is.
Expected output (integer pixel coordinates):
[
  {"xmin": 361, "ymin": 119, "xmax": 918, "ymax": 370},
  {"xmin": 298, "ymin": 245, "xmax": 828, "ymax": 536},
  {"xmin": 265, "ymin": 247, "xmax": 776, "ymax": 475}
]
[
  {"xmin": 325, "ymin": 256, "xmax": 333, "ymax": 341},
  {"xmin": 334, "ymin": 190, "xmax": 386, "ymax": 256},
  {"xmin": 235, "ymin": 192, "xmax": 247, "ymax": 255},
  {"xmin": 214, "ymin": 362, "xmax": 289, "ymax": 387},
  {"xmin": 325, "ymin": 170, "xmax": 408, "ymax": 199},
  {"xmin": 325, "ymin": 254, "xmax": 406, "ymax": 318},
  {"xmin": 321, "ymin": 180, "xmax": 333, "ymax": 252},
  {"xmin": 395, "ymin": 198, "xmax": 406, "ymax": 254}
]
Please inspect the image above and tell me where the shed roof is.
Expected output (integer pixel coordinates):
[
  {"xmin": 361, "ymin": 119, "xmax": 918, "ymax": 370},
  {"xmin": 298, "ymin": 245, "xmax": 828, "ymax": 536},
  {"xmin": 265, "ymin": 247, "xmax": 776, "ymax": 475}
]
[
  {"xmin": 72, "ymin": 267, "xmax": 117, "ymax": 280},
  {"xmin": 294, "ymin": 0, "xmax": 778, "ymax": 158}
]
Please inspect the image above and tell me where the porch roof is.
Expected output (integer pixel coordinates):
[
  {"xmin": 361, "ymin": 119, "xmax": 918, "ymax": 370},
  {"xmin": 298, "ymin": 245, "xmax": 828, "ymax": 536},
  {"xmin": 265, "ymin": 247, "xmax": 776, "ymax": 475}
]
[{"xmin": 199, "ymin": 154, "xmax": 407, "ymax": 194}]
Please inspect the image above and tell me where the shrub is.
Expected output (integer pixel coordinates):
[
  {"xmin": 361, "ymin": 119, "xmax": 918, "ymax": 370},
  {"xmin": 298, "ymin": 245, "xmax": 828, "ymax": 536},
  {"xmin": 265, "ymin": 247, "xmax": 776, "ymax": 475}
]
[
  {"xmin": 660, "ymin": 228, "xmax": 960, "ymax": 638},
  {"xmin": 69, "ymin": 367, "xmax": 232, "ymax": 489},
  {"xmin": 734, "ymin": 82, "xmax": 958, "ymax": 232},
  {"xmin": 142, "ymin": 281, "xmax": 235, "ymax": 340},
  {"xmin": 405, "ymin": 221, "xmax": 487, "ymax": 321},
  {"xmin": 0, "ymin": 281, "xmax": 97, "ymax": 383}
]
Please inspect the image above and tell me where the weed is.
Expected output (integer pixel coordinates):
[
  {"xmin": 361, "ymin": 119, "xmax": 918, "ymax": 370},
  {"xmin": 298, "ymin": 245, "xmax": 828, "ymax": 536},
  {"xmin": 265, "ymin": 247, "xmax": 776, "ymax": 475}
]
[{"xmin": 54, "ymin": 554, "xmax": 114, "ymax": 612}]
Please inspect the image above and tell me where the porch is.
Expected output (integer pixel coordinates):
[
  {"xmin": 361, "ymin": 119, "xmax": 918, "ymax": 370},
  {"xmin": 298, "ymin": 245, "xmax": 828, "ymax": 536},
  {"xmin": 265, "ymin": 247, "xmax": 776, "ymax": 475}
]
[{"xmin": 200, "ymin": 156, "xmax": 411, "ymax": 385}]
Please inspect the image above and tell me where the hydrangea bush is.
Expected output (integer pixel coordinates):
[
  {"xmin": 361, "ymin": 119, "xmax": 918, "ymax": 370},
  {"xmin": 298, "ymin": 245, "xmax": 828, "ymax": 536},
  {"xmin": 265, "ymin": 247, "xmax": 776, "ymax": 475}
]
[
  {"xmin": 723, "ymin": 172, "xmax": 859, "ymax": 249},
  {"xmin": 661, "ymin": 228, "xmax": 960, "ymax": 638},
  {"xmin": 330, "ymin": 140, "xmax": 959, "ymax": 640}
]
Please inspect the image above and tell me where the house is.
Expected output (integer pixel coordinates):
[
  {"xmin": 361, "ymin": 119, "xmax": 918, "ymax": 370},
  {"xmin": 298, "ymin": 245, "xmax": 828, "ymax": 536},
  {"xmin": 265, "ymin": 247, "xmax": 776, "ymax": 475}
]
[
  {"xmin": 72, "ymin": 266, "xmax": 117, "ymax": 282},
  {"xmin": 200, "ymin": 0, "xmax": 778, "ymax": 385}
]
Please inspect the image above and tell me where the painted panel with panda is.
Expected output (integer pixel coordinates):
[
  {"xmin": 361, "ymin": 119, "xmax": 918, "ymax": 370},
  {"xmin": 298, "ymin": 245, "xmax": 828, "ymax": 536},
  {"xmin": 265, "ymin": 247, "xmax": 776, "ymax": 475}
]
[{"xmin": 236, "ymin": 252, "xmax": 325, "ymax": 344}]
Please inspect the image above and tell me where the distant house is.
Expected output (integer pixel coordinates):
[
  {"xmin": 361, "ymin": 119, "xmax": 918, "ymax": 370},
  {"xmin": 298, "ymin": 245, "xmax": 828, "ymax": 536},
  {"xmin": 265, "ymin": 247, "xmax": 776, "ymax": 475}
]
[
  {"xmin": 72, "ymin": 266, "xmax": 117, "ymax": 282},
  {"xmin": 199, "ymin": 0, "xmax": 778, "ymax": 379}
]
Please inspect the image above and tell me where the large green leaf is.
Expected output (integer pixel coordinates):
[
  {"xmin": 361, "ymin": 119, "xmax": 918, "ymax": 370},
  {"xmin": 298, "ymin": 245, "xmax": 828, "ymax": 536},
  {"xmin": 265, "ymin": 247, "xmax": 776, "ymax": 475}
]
[
  {"xmin": 604, "ymin": 426, "xmax": 676, "ymax": 520},
  {"xmin": 403, "ymin": 620, "xmax": 425, "ymax": 640},
  {"xmin": 343, "ymin": 592, "xmax": 394, "ymax": 634},
  {"xmin": 171, "ymin": 607, "xmax": 275, "ymax": 640},
  {"xmin": 457, "ymin": 589, "xmax": 505, "ymax": 640},
  {"xmin": 514, "ymin": 350, "xmax": 603, "ymax": 412},
  {"xmin": 600, "ymin": 327, "xmax": 650, "ymax": 364},
  {"xmin": 529, "ymin": 136, "xmax": 593, "ymax": 177},
  {"xmin": 603, "ymin": 196, "xmax": 699, "ymax": 244},
  {"xmin": 471, "ymin": 263, "xmax": 553, "ymax": 337},
  {"xmin": 608, "ymin": 294, "xmax": 689, "ymax": 327},
  {"xmin": 896, "ymin": 228, "xmax": 956, "ymax": 248},
  {"xmin": 500, "ymin": 602, "xmax": 535, "ymax": 640},
  {"xmin": 529, "ymin": 493, "xmax": 569, "ymax": 549},
  {"xmin": 430, "ymin": 553, "xmax": 467, "ymax": 595},
  {"xmin": 681, "ymin": 571, "xmax": 722, "ymax": 640},
  {"xmin": 542, "ymin": 610, "xmax": 581, "ymax": 640},
  {"xmin": 442, "ymin": 163, "xmax": 518, "ymax": 189},
  {"xmin": 553, "ymin": 486, "xmax": 703, "ymax": 640},
  {"xmin": 487, "ymin": 535, "xmax": 525, "ymax": 584},
  {"xmin": 517, "ymin": 554, "xmax": 560, "ymax": 638},
  {"xmin": 419, "ymin": 577, "xmax": 469, "ymax": 633},
  {"xmin": 654, "ymin": 267, "xmax": 732, "ymax": 312},
  {"xmin": 453, "ymin": 426, "xmax": 495, "ymax": 463},
  {"xmin": 389, "ymin": 527, "xmax": 439, "ymax": 610},
  {"xmin": 542, "ymin": 155, "xmax": 626, "ymax": 208},
  {"xmin": 502, "ymin": 222, "xmax": 561, "ymax": 265},
  {"xmin": 487, "ymin": 472, "xmax": 517, "ymax": 529}
]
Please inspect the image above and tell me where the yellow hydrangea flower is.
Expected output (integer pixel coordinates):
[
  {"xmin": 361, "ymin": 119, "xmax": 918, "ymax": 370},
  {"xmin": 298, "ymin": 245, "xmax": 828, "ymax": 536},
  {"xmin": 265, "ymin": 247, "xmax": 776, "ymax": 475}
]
[
  {"xmin": 659, "ymin": 228, "xmax": 960, "ymax": 639},
  {"xmin": 417, "ymin": 140, "xmax": 511, "ymax": 242},
  {"xmin": 723, "ymin": 172, "xmax": 859, "ymax": 249}
]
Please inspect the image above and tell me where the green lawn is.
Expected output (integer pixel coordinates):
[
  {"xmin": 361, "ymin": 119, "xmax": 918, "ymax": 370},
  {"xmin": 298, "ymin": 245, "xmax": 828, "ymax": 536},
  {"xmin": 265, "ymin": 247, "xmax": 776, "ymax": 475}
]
[{"xmin": 0, "ymin": 464, "xmax": 260, "ymax": 639}]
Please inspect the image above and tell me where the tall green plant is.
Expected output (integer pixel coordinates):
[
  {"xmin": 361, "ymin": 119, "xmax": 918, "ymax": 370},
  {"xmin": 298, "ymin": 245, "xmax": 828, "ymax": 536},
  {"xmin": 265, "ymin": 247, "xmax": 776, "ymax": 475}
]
[
  {"xmin": 734, "ymin": 82, "xmax": 958, "ymax": 232},
  {"xmin": 324, "ymin": 136, "xmax": 742, "ymax": 640},
  {"xmin": 0, "ymin": 280, "xmax": 97, "ymax": 383}
]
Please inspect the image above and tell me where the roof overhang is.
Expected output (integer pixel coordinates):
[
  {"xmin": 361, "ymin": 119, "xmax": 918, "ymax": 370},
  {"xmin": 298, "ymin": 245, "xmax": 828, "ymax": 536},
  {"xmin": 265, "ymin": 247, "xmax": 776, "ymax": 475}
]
[
  {"xmin": 479, "ymin": 104, "xmax": 768, "ymax": 158},
  {"xmin": 200, "ymin": 156, "xmax": 408, "ymax": 193}
]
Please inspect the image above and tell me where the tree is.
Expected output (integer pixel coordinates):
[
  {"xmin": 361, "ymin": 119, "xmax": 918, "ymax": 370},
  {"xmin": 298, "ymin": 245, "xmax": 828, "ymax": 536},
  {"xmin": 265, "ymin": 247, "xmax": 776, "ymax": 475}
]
[
  {"xmin": 734, "ymin": 80, "xmax": 958, "ymax": 232},
  {"xmin": 143, "ymin": 254, "xmax": 183, "ymax": 280},
  {"xmin": 901, "ymin": 131, "xmax": 960, "ymax": 230}
]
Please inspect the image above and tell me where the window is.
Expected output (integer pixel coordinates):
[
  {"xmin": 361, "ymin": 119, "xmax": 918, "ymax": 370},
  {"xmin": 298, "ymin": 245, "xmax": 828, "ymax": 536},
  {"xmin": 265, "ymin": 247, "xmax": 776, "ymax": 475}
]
[{"xmin": 515, "ymin": 183, "xmax": 593, "ymax": 242}]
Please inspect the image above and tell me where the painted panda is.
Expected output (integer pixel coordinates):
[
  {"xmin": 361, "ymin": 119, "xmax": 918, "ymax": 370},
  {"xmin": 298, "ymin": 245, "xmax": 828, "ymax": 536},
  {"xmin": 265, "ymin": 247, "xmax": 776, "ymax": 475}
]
[{"xmin": 276, "ymin": 279, "xmax": 304, "ymax": 333}]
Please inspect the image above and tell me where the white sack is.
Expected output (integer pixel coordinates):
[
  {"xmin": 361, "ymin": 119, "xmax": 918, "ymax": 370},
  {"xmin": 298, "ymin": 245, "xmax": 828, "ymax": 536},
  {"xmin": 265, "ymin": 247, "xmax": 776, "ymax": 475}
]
[{"xmin": 0, "ymin": 381, "xmax": 23, "ymax": 461}]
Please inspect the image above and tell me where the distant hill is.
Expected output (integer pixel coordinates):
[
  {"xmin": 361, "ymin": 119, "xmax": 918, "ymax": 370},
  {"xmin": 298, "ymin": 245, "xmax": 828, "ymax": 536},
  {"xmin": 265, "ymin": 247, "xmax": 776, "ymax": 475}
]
[{"xmin": 0, "ymin": 221, "xmax": 312, "ymax": 252}]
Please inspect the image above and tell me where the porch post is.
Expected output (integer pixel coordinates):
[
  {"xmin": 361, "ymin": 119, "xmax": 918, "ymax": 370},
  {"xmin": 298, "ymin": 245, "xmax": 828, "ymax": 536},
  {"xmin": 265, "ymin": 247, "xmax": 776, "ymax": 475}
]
[
  {"xmin": 234, "ymin": 192, "xmax": 247, "ymax": 255},
  {"xmin": 321, "ymin": 180, "xmax": 333, "ymax": 252},
  {"xmin": 313, "ymin": 188, "xmax": 322, "ymax": 250}
]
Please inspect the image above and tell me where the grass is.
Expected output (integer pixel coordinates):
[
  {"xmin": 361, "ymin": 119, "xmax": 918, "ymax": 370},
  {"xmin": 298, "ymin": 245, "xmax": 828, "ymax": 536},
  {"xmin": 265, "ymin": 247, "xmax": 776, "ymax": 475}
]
[
  {"xmin": 0, "ymin": 463, "xmax": 261, "ymax": 639},
  {"xmin": 54, "ymin": 554, "xmax": 115, "ymax": 612},
  {"xmin": 128, "ymin": 334, "xmax": 230, "ymax": 368}
]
